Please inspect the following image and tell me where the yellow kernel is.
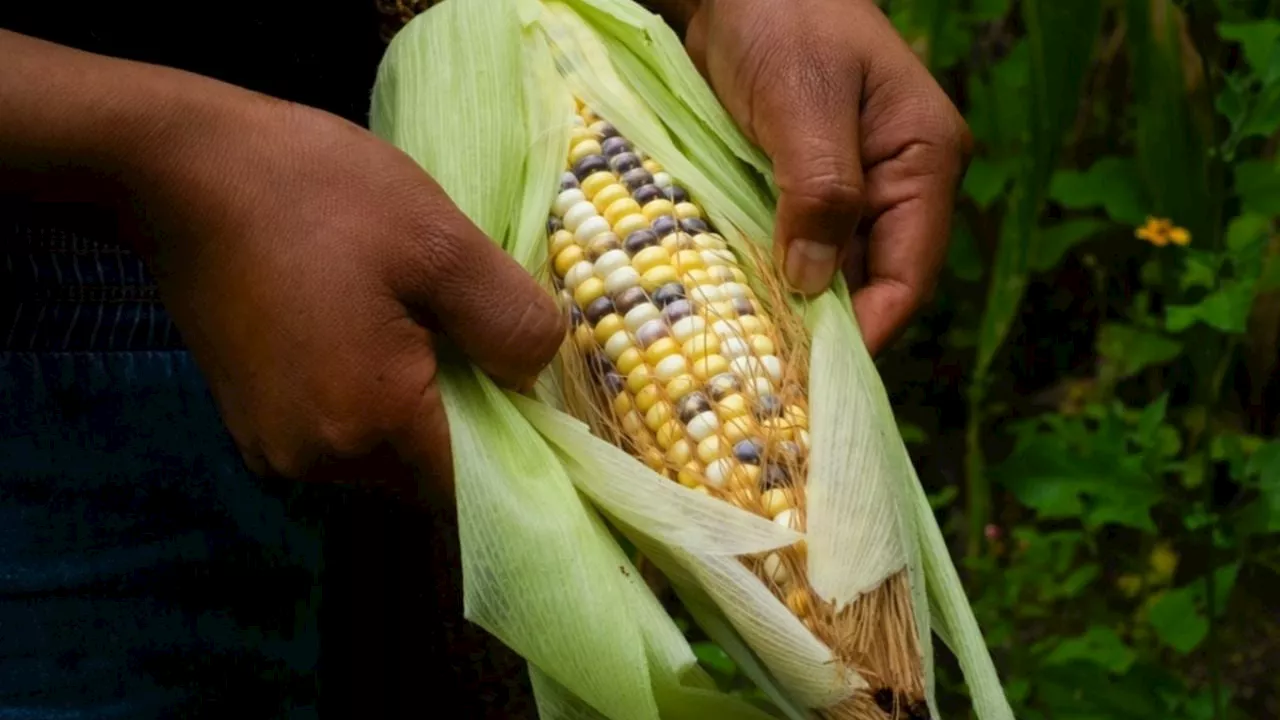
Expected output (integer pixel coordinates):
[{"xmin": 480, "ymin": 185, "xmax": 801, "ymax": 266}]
[
  {"xmin": 761, "ymin": 488, "xmax": 793, "ymax": 518},
  {"xmin": 692, "ymin": 484, "xmax": 712, "ymax": 496},
  {"xmin": 658, "ymin": 423, "xmax": 687, "ymax": 452},
  {"xmin": 749, "ymin": 335, "xmax": 776, "ymax": 356},
  {"xmin": 674, "ymin": 201, "xmax": 702, "ymax": 219},
  {"xmin": 634, "ymin": 382, "xmax": 663, "ymax": 413},
  {"xmin": 593, "ymin": 184, "xmax": 630, "ymax": 212},
  {"xmin": 626, "ymin": 365, "xmax": 652, "ymax": 394},
  {"xmin": 645, "ymin": 401, "xmax": 674, "ymax": 432},
  {"xmin": 723, "ymin": 416, "xmax": 755, "ymax": 443},
  {"xmin": 569, "ymin": 127, "xmax": 593, "ymax": 147},
  {"xmin": 620, "ymin": 410, "xmax": 645, "ymax": 436},
  {"xmin": 549, "ymin": 229, "xmax": 576, "ymax": 256},
  {"xmin": 644, "ymin": 337, "xmax": 680, "ymax": 365},
  {"xmin": 574, "ymin": 324, "xmax": 595, "ymax": 351},
  {"xmin": 554, "ymin": 245, "xmax": 586, "ymax": 277},
  {"xmin": 738, "ymin": 316, "xmax": 767, "ymax": 336},
  {"xmin": 705, "ymin": 301, "xmax": 739, "ymax": 321},
  {"xmin": 642, "ymin": 159, "xmax": 663, "ymax": 173},
  {"xmin": 580, "ymin": 171, "xmax": 615, "ymax": 199},
  {"xmin": 681, "ymin": 269, "xmax": 711, "ymax": 286},
  {"xmin": 692, "ymin": 232, "xmax": 727, "ymax": 250},
  {"xmin": 761, "ymin": 418, "xmax": 795, "ymax": 441},
  {"xmin": 682, "ymin": 333, "xmax": 720, "ymax": 361},
  {"xmin": 641, "ymin": 199, "xmax": 676, "ymax": 222},
  {"xmin": 613, "ymin": 214, "xmax": 649, "ymax": 239},
  {"xmin": 569, "ymin": 139, "xmax": 603, "ymax": 164},
  {"xmin": 677, "ymin": 461, "xmax": 703, "ymax": 488},
  {"xmin": 665, "ymin": 374, "xmax": 698, "ymax": 401},
  {"xmin": 731, "ymin": 268, "xmax": 749, "ymax": 284},
  {"xmin": 641, "ymin": 265, "xmax": 680, "ymax": 292},
  {"xmin": 729, "ymin": 464, "xmax": 761, "ymax": 492},
  {"xmin": 660, "ymin": 232, "xmax": 695, "ymax": 253},
  {"xmin": 716, "ymin": 393, "xmax": 749, "ymax": 420},
  {"xmin": 796, "ymin": 429, "xmax": 810, "ymax": 451},
  {"xmin": 612, "ymin": 392, "xmax": 633, "ymax": 417},
  {"xmin": 631, "ymin": 246, "xmax": 672, "ymax": 275},
  {"xmin": 692, "ymin": 354, "xmax": 730, "ymax": 381},
  {"xmin": 696, "ymin": 436, "xmax": 728, "ymax": 464},
  {"xmin": 573, "ymin": 276, "xmax": 605, "ymax": 306},
  {"xmin": 642, "ymin": 446, "xmax": 666, "ymax": 473},
  {"xmin": 672, "ymin": 249, "xmax": 704, "ymax": 273},
  {"xmin": 593, "ymin": 314, "xmax": 625, "ymax": 345},
  {"xmin": 604, "ymin": 198, "xmax": 643, "ymax": 227},
  {"xmin": 784, "ymin": 405, "xmax": 808, "ymax": 430},
  {"xmin": 616, "ymin": 347, "xmax": 644, "ymax": 375}
]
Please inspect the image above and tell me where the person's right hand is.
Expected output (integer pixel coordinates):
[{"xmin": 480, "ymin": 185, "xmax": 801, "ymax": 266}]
[{"xmin": 123, "ymin": 80, "xmax": 566, "ymax": 499}]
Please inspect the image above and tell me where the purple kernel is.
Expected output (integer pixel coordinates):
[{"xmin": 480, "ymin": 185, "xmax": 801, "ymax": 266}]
[
  {"xmin": 677, "ymin": 392, "xmax": 712, "ymax": 423},
  {"xmin": 679, "ymin": 217, "xmax": 709, "ymax": 234},
  {"xmin": 547, "ymin": 216, "xmax": 563, "ymax": 234},
  {"xmin": 732, "ymin": 297, "xmax": 756, "ymax": 316},
  {"xmin": 664, "ymin": 185, "xmax": 689, "ymax": 203},
  {"xmin": 707, "ymin": 373, "xmax": 741, "ymax": 401},
  {"xmin": 662, "ymin": 299, "xmax": 693, "ymax": 324},
  {"xmin": 623, "ymin": 229, "xmax": 658, "ymax": 255},
  {"xmin": 733, "ymin": 438, "xmax": 764, "ymax": 465},
  {"xmin": 560, "ymin": 172, "xmax": 580, "ymax": 190},
  {"xmin": 650, "ymin": 216, "xmax": 677, "ymax": 237},
  {"xmin": 621, "ymin": 168, "xmax": 654, "ymax": 191},
  {"xmin": 633, "ymin": 184, "xmax": 664, "ymax": 206},
  {"xmin": 604, "ymin": 371, "xmax": 626, "ymax": 396},
  {"xmin": 761, "ymin": 463, "xmax": 789, "ymax": 489},
  {"xmin": 584, "ymin": 296, "xmax": 615, "ymax": 324},
  {"xmin": 755, "ymin": 395, "xmax": 784, "ymax": 419},
  {"xmin": 573, "ymin": 154, "xmax": 609, "ymax": 179},
  {"xmin": 614, "ymin": 286, "xmax": 650, "ymax": 315},
  {"xmin": 610, "ymin": 152, "xmax": 642, "ymax": 173},
  {"xmin": 601, "ymin": 136, "xmax": 632, "ymax": 157},
  {"xmin": 635, "ymin": 319, "xmax": 670, "ymax": 348},
  {"xmin": 651, "ymin": 282, "xmax": 686, "ymax": 307}
]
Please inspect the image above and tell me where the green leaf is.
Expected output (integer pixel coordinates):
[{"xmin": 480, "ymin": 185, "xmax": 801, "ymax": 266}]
[
  {"xmin": 1247, "ymin": 440, "xmax": 1280, "ymax": 480},
  {"xmin": 947, "ymin": 216, "xmax": 985, "ymax": 283},
  {"xmin": 970, "ymin": 0, "xmax": 1011, "ymax": 21},
  {"xmin": 1147, "ymin": 586, "xmax": 1209, "ymax": 653},
  {"xmin": 1030, "ymin": 219, "xmax": 1108, "ymax": 272},
  {"xmin": 1060, "ymin": 563, "xmax": 1101, "ymax": 598},
  {"xmin": 1043, "ymin": 626, "xmax": 1137, "ymax": 674},
  {"xmin": 1095, "ymin": 323, "xmax": 1183, "ymax": 379},
  {"xmin": 1049, "ymin": 157, "xmax": 1149, "ymax": 224},
  {"xmin": 691, "ymin": 642, "xmax": 737, "ymax": 677},
  {"xmin": 1179, "ymin": 252, "xmax": 1220, "ymax": 292},
  {"xmin": 1165, "ymin": 278, "xmax": 1259, "ymax": 334},
  {"xmin": 1136, "ymin": 393, "xmax": 1169, "ymax": 445},
  {"xmin": 1217, "ymin": 20, "xmax": 1280, "ymax": 74},
  {"xmin": 1236, "ymin": 159, "xmax": 1280, "ymax": 215},
  {"xmin": 1227, "ymin": 212, "xmax": 1273, "ymax": 252},
  {"xmin": 964, "ymin": 157, "xmax": 1017, "ymax": 209}
]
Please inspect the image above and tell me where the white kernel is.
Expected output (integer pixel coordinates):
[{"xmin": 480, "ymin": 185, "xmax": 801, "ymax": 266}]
[
  {"xmin": 624, "ymin": 303, "xmax": 662, "ymax": 332},
  {"xmin": 653, "ymin": 171, "xmax": 672, "ymax": 188},
  {"xmin": 720, "ymin": 337, "xmax": 750, "ymax": 359},
  {"xmin": 691, "ymin": 284, "xmax": 725, "ymax": 304},
  {"xmin": 563, "ymin": 261, "xmax": 595, "ymax": 291},
  {"xmin": 763, "ymin": 553, "xmax": 790, "ymax": 583},
  {"xmin": 574, "ymin": 216, "xmax": 612, "ymax": 244},
  {"xmin": 670, "ymin": 315, "xmax": 708, "ymax": 344},
  {"xmin": 712, "ymin": 319, "xmax": 744, "ymax": 340},
  {"xmin": 730, "ymin": 356, "xmax": 767, "ymax": 380},
  {"xmin": 604, "ymin": 330, "xmax": 634, "ymax": 360},
  {"xmin": 553, "ymin": 188, "xmax": 585, "ymax": 217},
  {"xmin": 760, "ymin": 355, "xmax": 784, "ymax": 383},
  {"xmin": 563, "ymin": 201, "xmax": 598, "ymax": 232},
  {"xmin": 654, "ymin": 353, "xmax": 688, "ymax": 382},
  {"xmin": 746, "ymin": 376, "xmax": 773, "ymax": 398},
  {"xmin": 701, "ymin": 249, "xmax": 736, "ymax": 267},
  {"xmin": 774, "ymin": 508, "xmax": 799, "ymax": 531},
  {"xmin": 593, "ymin": 249, "xmax": 631, "ymax": 279},
  {"xmin": 686, "ymin": 410, "xmax": 721, "ymax": 443},
  {"xmin": 722, "ymin": 282, "xmax": 751, "ymax": 300},
  {"xmin": 708, "ymin": 266, "xmax": 734, "ymax": 283},
  {"xmin": 704, "ymin": 458, "xmax": 734, "ymax": 488},
  {"xmin": 604, "ymin": 266, "xmax": 640, "ymax": 296}
]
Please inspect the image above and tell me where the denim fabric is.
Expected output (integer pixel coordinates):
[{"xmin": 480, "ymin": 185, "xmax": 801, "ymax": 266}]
[{"xmin": 1, "ymin": 204, "xmax": 326, "ymax": 718}]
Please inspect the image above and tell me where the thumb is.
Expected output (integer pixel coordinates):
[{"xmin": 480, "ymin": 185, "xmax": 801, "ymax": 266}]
[
  {"xmin": 389, "ymin": 188, "xmax": 567, "ymax": 390},
  {"xmin": 749, "ymin": 52, "xmax": 866, "ymax": 296}
]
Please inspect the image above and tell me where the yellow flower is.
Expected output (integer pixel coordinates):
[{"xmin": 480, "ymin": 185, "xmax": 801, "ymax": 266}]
[
  {"xmin": 1116, "ymin": 573, "xmax": 1144, "ymax": 598},
  {"xmin": 1134, "ymin": 216, "xmax": 1191, "ymax": 247},
  {"xmin": 1146, "ymin": 541, "xmax": 1179, "ymax": 585}
]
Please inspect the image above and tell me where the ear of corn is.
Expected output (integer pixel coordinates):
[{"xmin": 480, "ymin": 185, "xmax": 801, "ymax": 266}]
[{"xmin": 372, "ymin": 1, "xmax": 1014, "ymax": 719}]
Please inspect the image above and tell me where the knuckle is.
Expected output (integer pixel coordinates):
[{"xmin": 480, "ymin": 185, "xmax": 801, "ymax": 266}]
[
  {"xmin": 314, "ymin": 414, "xmax": 380, "ymax": 459},
  {"xmin": 791, "ymin": 168, "xmax": 866, "ymax": 216}
]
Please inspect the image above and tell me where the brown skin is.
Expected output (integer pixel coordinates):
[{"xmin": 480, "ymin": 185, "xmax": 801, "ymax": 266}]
[
  {"xmin": 2, "ymin": 0, "xmax": 967, "ymax": 494},
  {"xmin": 0, "ymin": 30, "xmax": 565, "ymax": 500},
  {"xmin": 649, "ymin": 0, "xmax": 973, "ymax": 355}
]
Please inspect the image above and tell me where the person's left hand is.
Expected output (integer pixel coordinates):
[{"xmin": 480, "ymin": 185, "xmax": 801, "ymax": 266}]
[{"xmin": 657, "ymin": 0, "xmax": 972, "ymax": 355}]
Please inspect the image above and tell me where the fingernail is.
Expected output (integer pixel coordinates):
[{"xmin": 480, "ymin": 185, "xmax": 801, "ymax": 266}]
[{"xmin": 785, "ymin": 239, "xmax": 838, "ymax": 295}]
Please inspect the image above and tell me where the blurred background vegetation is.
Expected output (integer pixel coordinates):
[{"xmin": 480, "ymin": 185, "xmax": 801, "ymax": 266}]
[{"xmin": 669, "ymin": 0, "xmax": 1280, "ymax": 717}]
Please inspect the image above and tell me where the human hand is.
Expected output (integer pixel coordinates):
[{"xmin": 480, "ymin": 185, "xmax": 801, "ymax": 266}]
[
  {"xmin": 126, "ymin": 85, "xmax": 565, "ymax": 498},
  {"xmin": 678, "ymin": 0, "xmax": 972, "ymax": 355}
]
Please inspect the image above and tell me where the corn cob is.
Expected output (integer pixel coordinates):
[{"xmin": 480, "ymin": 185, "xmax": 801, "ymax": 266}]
[{"xmin": 547, "ymin": 99, "xmax": 928, "ymax": 720}]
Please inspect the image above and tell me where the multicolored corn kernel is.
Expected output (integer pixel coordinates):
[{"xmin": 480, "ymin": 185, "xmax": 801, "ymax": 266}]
[{"xmin": 546, "ymin": 101, "xmax": 811, "ymax": 589}]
